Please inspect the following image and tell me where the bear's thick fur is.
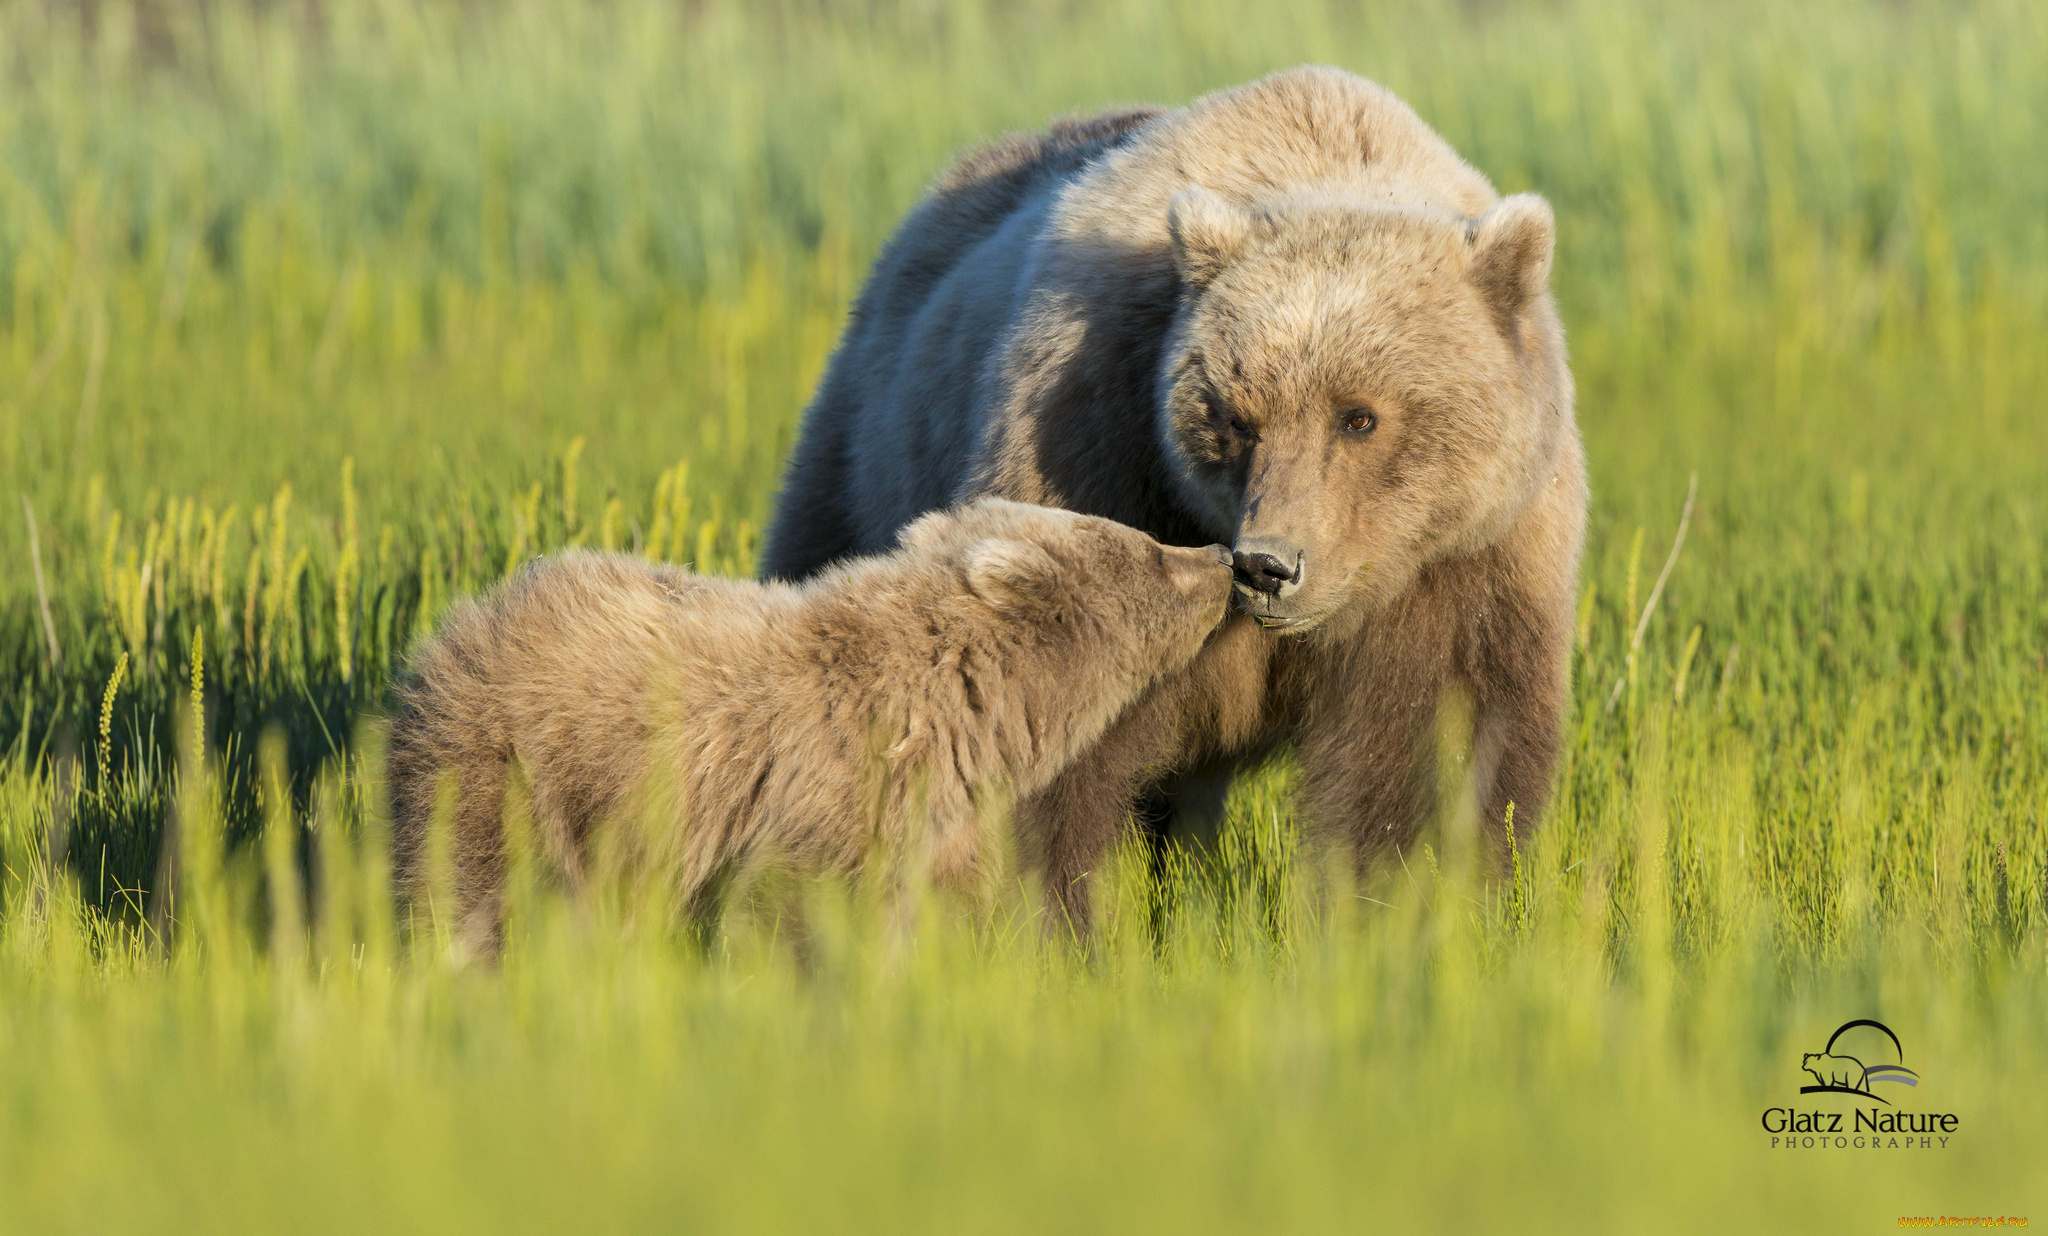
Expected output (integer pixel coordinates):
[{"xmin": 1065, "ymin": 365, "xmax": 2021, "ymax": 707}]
[
  {"xmin": 762, "ymin": 67, "xmax": 1587, "ymax": 929},
  {"xmin": 389, "ymin": 500, "xmax": 1235, "ymax": 947}
]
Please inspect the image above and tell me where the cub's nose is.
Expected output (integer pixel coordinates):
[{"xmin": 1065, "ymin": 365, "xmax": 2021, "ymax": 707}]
[
  {"xmin": 1232, "ymin": 543, "xmax": 1303, "ymax": 597},
  {"xmin": 1205, "ymin": 543, "xmax": 1233, "ymax": 568}
]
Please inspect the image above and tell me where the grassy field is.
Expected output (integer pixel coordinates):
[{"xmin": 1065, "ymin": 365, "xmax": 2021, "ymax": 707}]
[{"xmin": 2, "ymin": 0, "xmax": 2045, "ymax": 1230}]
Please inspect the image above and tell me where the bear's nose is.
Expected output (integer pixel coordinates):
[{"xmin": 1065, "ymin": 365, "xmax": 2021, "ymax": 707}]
[{"xmin": 1232, "ymin": 544, "xmax": 1303, "ymax": 597}]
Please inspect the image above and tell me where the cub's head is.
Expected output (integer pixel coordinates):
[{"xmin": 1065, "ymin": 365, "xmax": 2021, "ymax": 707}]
[
  {"xmin": 1156, "ymin": 185, "xmax": 1573, "ymax": 634},
  {"xmin": 900, "ymin": 499, "xmax": 1234, "ymax": 674}
]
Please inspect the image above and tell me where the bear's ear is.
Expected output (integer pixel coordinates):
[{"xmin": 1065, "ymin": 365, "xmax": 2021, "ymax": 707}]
[
  {"xmin": 965, "ymin": 538, "xmax": 1062, "ymax": 614},
  {"xmin": 1466, "ymin": 193, "xmax": 1555, "ymax": 329},
  {"xmin": 1167, "ymin": 187, "xmax": 1252, "ymax": 290}
]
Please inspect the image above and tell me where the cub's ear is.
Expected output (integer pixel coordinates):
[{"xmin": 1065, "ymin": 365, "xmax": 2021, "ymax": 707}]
[
  {"xmin": 1467, "ymin": 193, "xmax": 1555, "ymax": 328},
  {"xmin": 965, "ymin": 538, "xmax": 1062, "ymax": 613},
  {"xmin": 897, "ymin": 509, "xmax": 953, "ymax": 555},
  {"xmin": 1167, "ymin": 187, "xmax": 1252, "ymax": 289}
]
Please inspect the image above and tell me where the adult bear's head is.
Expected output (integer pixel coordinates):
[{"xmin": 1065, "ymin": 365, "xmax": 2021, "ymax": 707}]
[{"xmin": 1155, "ymin": 185, "xmax": 1573, "ymax": 634}]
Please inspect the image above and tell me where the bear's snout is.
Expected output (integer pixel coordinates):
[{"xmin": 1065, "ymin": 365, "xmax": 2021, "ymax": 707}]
[{"xmin": 1232, "ymin": 539, "xmax": 1304, "ymax": 598}]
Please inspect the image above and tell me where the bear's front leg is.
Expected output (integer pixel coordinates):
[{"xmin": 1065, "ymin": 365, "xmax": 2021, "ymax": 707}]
[
  {"xmin": 1464, "ymin": 552, "xmax": 1575, "ymax": 871},
  {"xmin": 1300, "ymin": 532, "xmax": 1577, "ymax": 878},
  {"xmin": 1468, "ymin": 654, "xmax": 1569, "ymax": 871}
]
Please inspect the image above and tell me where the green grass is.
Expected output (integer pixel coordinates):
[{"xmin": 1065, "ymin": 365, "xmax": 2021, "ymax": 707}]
[{"xmin": 2, "ymin": 0, "xmax": 2045, "ymax": 1230}]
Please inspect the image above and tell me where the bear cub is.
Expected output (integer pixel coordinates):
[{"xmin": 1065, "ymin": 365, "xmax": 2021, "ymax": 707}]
[{"xmin": 388, "ymin": 498, "xmax": 1235, "ymax": 947}]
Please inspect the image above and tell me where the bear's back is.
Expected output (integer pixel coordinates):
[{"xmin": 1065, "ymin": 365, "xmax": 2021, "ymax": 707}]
[
  {"xmin": 409, "ymin": 554, "xmax": 766, "ymax": 772},
  {"xmin": 759, "ymin": 107, "xmax": 1162, "ymax": 579},
  {"xmin": 859, "ymin": 107, "xmax": 1161, "ymax": 332},
  {"xmin": 1050, "ymin": 67, "xmax": 1500, "ymax": 283}
]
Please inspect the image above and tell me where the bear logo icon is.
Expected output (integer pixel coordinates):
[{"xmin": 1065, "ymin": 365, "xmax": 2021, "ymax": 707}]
[
  {"xmin": 1797, "ymin": 1020, "xmax": 1921, "ymax": 1103},
  {"xmin": 1801, "ymin": 1052, "xmax": 1867, "ymax": 1091}
]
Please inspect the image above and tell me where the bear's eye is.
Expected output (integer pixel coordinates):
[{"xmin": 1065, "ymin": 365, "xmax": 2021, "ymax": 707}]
[
  {"xmin": 1227, "ymin": 415, "xmax": 1256, "ymax": 441},
  {"xmin": 1342, "ymin": 408, "xmax": 1378, "ymax": 435}
]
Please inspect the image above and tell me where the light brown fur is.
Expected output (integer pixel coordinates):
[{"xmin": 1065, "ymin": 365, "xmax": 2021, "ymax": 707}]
[
  {"xmin": 387, "ymin": 499, "xmax": 1234, "ymax": 948},
  {"xmin": 762, "ymin": 67, "xmax": 1587, "ymax": 930}
]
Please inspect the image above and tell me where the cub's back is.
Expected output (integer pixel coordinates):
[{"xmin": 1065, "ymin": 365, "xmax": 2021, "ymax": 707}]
[{"xmin": 389, "ymin": 554, "xmax": 748, "ymax": 840}]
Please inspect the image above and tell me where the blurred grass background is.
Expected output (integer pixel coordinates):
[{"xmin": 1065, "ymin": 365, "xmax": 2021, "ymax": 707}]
[{"xmin": 1, "ymin": 0, "xmax": 2044, "ymax": 1230}]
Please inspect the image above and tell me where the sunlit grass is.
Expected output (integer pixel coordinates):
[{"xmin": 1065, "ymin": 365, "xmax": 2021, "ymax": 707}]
[{"xmin": 1, "ymin": 0, "xmax": 2044, "ymax": 1229}]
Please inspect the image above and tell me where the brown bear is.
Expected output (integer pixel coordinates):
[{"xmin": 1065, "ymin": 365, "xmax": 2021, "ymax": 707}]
[
  {"xmin": 761, "ymin": 66, "xmax": 1587, "ymax": 930},
  {"xmin": 387, "ymin": 498, "xmax": 1235, "ymax": 949}
]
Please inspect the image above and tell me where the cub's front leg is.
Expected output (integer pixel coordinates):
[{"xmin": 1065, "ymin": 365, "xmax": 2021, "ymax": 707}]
[{"xmin": 1018, "ymin": 618, "xmax": 1274, "ymax": 937}]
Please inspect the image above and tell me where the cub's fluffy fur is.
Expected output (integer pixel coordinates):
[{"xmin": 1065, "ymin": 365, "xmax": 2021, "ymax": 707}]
[{"xmin": 388, "ymin": 499, "xmax": 1233, "ymax": 946}]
